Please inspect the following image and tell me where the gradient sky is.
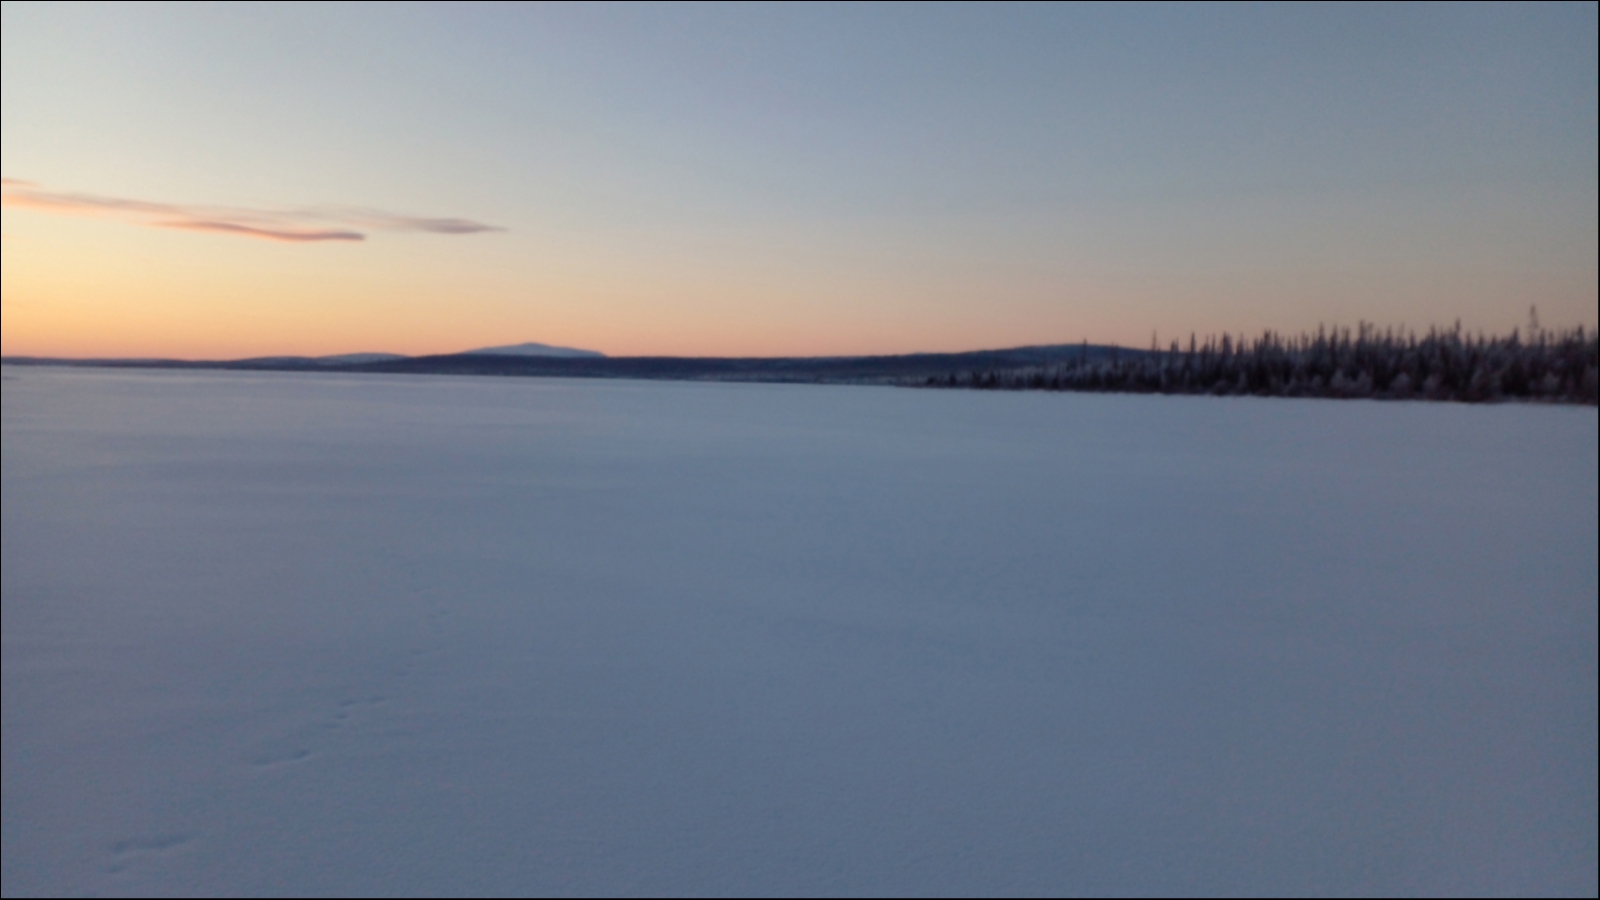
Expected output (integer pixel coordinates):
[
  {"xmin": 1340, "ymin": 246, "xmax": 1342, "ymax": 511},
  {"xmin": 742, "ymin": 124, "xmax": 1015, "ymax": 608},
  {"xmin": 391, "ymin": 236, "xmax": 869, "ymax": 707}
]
[{"xmin": 3, "ymin": 2, "xmax": 1595, "ymax": 358}]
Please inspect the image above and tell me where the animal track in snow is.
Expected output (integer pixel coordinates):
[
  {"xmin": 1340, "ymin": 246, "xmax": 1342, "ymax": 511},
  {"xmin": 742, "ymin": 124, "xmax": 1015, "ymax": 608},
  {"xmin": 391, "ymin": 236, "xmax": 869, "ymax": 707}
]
[
  {"xmin": 251, "ymin": 694, "xmax": 390, "ymax": 769},
  {"xmin": 251, "ymin": 747, "xmax": 313, "ymax": 769},
  {"xmin": 102, "ymin": 834, "xmax": 193, "ymax": 874}
]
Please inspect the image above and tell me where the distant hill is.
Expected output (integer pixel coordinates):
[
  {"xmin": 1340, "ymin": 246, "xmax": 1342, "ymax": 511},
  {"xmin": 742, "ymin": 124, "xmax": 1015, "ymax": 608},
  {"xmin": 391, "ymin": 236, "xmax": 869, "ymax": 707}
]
[
  {"xmin": 230, "ymin": 353, "xmax": 410, "ymax": 368},
  {"xmin": 349, "ymin": 344, "xmax": 1136, "ymax": 383},
  {"xmin": 317, "ymin": 352, "xmax": 408, "ymax": 365},
  {"xmin": 460, "ymin": 342, "xmax": 605, "ymax": 358},
  {"xmin": 1, "ymin": 343, "xmax": 1134, "ymax": 384},
  {"xmin": 6, "ymin": 329, "xmax": 1592, "ymax": 404}
]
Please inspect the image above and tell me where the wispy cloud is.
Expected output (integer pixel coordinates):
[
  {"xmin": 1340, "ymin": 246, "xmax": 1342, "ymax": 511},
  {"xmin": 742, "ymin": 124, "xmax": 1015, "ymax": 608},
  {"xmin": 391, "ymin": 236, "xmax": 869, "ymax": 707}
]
[
  {"xmin": 0, "ymin": 180, "xmax": 504, "ymax": 243},
  {"xmin": 156, "ymin": 220, "xmax": 365, "ymax": 242},
  {"xmin": 305, "ymin": 209, "xmax": 505, "ymax": 235}
]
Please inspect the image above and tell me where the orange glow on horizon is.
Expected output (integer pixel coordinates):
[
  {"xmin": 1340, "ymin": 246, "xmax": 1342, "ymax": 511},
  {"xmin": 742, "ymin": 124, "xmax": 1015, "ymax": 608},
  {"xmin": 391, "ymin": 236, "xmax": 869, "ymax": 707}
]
[{"xmin": 5, "ymin": 184, "xmax": 1595, "ymax": 362}]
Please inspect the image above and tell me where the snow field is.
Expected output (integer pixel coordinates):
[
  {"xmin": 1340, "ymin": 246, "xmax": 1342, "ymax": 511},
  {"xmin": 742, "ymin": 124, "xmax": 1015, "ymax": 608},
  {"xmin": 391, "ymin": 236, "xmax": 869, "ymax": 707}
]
[{"xmin": 3, "ymin": 367, "xmax": 1596, "ymax": 896}]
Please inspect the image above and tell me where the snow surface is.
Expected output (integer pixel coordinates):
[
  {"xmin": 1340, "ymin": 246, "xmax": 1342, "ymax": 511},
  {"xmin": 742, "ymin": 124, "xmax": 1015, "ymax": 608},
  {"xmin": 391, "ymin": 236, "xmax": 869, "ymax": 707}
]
[{"xmin": 2, "ymin": 366, "xmax": 1596, "ymax": 897}]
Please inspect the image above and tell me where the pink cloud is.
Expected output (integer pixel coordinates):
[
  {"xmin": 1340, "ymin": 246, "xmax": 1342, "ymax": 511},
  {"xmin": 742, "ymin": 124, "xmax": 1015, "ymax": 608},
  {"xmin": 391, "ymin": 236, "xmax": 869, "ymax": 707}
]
[
  {"xmin": 0, "ymin": 180, "xmax": 502, "ymax": 243},
  {"xmin": 156, "ymin": 220, "xmax": 365, "ymax": 242}
]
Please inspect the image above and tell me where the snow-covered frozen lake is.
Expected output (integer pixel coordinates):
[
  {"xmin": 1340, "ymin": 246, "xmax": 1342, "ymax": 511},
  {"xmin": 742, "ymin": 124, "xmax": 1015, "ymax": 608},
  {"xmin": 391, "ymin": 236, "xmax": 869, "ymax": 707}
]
[{"xmin": 3, "ymin": 366, "xmax": 1596, "ymax": 897}]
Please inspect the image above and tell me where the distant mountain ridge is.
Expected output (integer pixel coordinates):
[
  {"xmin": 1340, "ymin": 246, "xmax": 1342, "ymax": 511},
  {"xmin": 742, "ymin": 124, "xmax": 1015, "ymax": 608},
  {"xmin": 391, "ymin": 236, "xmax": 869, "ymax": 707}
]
[
  {"xmin": 232, "ymin": 352, "xmax": 409, "ymax": 367},
  {"xmin": 1, "ymin": 342, "xmax": 1130, "ymax": 384},
  {"xmin": 460, "ymin": 342, "xmax": 605, "ymax": 358},
  {"xmin": 5, "ymin": 330, "xmax": 1593, "ymax": 403}
]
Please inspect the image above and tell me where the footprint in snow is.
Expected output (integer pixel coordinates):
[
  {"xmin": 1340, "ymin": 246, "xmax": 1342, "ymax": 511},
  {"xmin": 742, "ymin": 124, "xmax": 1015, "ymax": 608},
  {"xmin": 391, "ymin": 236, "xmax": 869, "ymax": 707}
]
[{"xmin": 102, "ymin": 834, "xmax": 193, "ymax": 874}]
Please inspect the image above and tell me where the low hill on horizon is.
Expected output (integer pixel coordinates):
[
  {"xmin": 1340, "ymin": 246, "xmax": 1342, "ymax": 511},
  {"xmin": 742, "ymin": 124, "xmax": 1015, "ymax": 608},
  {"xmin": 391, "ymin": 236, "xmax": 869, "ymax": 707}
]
[
  {"xmin": 460, "ymin": 341, "xmax": 606, "ymax": 358},
  {"xmin": 5, "ymin": 329, "xmax": 1593, "ymax": 403},
  {"xmin": 0, "ymin": 342, "xmax": 1137, "ymax": 384},
  {"xmin": 349, "ymin": 343, "xmax": 1135, "ymax": 383}
]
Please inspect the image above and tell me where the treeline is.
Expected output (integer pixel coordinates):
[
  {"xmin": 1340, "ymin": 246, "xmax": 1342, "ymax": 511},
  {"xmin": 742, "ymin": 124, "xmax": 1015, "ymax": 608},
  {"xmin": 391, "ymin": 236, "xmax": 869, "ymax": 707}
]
[{"xmin": 920, "ymin": 322, "xmax": 1599, "ymax": 405}]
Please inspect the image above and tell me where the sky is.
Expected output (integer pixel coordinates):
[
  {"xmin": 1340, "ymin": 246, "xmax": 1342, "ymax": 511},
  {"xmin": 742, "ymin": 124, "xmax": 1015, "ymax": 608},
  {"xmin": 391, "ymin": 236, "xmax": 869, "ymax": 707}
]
[{"xmin": 2, "ymin": 2, "xmax": 1596, "ymax": 359}]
